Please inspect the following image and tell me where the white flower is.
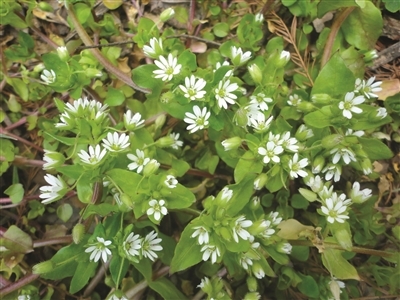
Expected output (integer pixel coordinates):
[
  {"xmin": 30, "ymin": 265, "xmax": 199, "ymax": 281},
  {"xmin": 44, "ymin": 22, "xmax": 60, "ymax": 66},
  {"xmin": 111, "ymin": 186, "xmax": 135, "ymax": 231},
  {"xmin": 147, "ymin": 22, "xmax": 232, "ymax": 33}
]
[
  {"xmin": 220, "ymin": 187, "xmax": 233, "ymax": 202},
  {"xmin": 127, "ymin": 149, "xmax": 150, "ymax": 173},
  {"xmin": 279, "ymin": 242, "xmax": 292, "ymax": 254},
  {"xmin": 296, "ymin": 124, "xmax": 314, "ymax": 140},
  {"xmin": 153, "ymin": 54, "xmax": 182, "ymax": 82},
  {"xmin": 330, "ymin": 147, "xmax": 356, "ymax": 165},
  {"xmin": 305, "ymin": 175, "xmax": 324, "ymax": 193},
  {"xmin": 41, "ymin": 69, "xmax": 56, "ymax": 84},
  {"xmin": 231, "ymin": 46, "xmax": 252, "ymax": 65},
  {"xmin": 350, "ymin": 182, "xmax": 372, "ymax": 204},
  {"xmin": 232, "ymin": 216, "xmax": 253, "ymax": 243},
  {"xmin": 78, "ymin": 145, "xmax": 107, "ymax": 165},
  {"xmin": 258, "ymin": 141, "xmax": 284, "ymax": 164},
  {"xmin": 215, "ymin": 79, "xmax": 238, "ymax": 109},
  {"xmin": 169, "ymin": 132, "xmax": 183, "ymax": 149},
  {"xmin": 268, "ymin": 132, "xmax": 284, "ymax": 147},
  {"xmin": 102, "ymin": 132, "xmax": 130, "ymax": 152},
  {"xmin": 183, "ymin": 105, "xmax": 211, "ymax": 133},
  {"xmin": 239, "ymin": 252, "xmax": 254, "ymax": 270},
  {"xmin": 354, "ymin": 76, "xmax": 382, "ymax": 99},
  {"xmin": 329, "ymin": 277, "xmax": 346, "ymax": 300},
  {"xmin": 143, "ymin": 37, "xmax": 163, "ymax": 58},
  {"xmin": 179, "ymin": 75, "xmax": 207, "ymax": 101},
  {"xmin": 255, "ymin": 12, "xmax": 264, "ymax": 23},
  {"xmin": 43, "ymin": 150, "xmax": 63, "ymax": 170},
  {"xmin": 123, "ymin": 232, "xmax": 142, "ymax": 258},
  {"xmin": 345, "ymin": 129, "xmax": 364, "ymax": 137},
  {"xmin": 320, "ymin": 198, "xmax": 350, "ymax": 223},
  {"xmin": 250, "ymin": 113, "xmax": 273, "ymax": 133},
  {"xmin": 147, "ymin": 199, "xmax": 168, "ymax": 221},
  {"xmin": 279, "ymin": 50, "xmax": 291, "ymax": 63},
  {"xmin": 281, "ymin": 132, "xmax": 299, "ymax": 152},
  {"xmin": 197, "ymin": 277, "xmax": 211, "ymax": 289},
  {"xmin": 376, "ymin": 107, "xmax": 387, "ymax": 119},
  {"xmin": 287, "ymin": 94, "xmax": 301, "ymax": 106},
  {"xmin": 64, "ymin": 97, "xmax": 90, "ymax": 115},
  {"xmin": 339, "ymin": 92, "xmax": 365, "ymax": 119},
  {"xmin": 260, "ymin": 221, "xmax": 275, "ymax": 238},
  {"xmin": 56, "ymin": 46, "xmax": 69, "ymax": 60},
  {"xmin": 201, "ymin": 244, "xmax": 220, "ymax": 264},
  {"xmin": 268, "ymin": 211, "xmax": 282, "ymax": 226},
  {"xmin": 85, "ymin": 237, "xmax": 112, "ymax": 263},
  {"xmin": 164, "ymin": 175, "xmax": 178, "ymax": 188},
  {"xmin": 55, "ymin": 111, "xmax": 72, "ymax": 128},
  {"xmin": 39, "ymin": 174, "xmax": 67, "ymax": 204},
  {"xmin": 141, "ymin": 231, "xmax": 163, "ymax": 261},
  {"xmin": 249, "ymin": 93, "xmax": 273, "ymax": 111},
  {"xmin": 124, "ymin": 110, "xmax": 145, "ymax": 130},
  {"xmin": 288, "ymin": 153, "xmax": 309, "ymax": 178},
  {"xmin": 252, "ymin": 262, "xmax": 265, "ymax": 279},
  {"xmin": 191, "ymin": 226, "xmax": 209, "ymax": 245},
  {"xmin": 221, "ymin": 137, "xmax": 242, "ymax": 151},
  {"xmin": 322, "ymin": 164, "xmax": 342, "ymax": 182}
]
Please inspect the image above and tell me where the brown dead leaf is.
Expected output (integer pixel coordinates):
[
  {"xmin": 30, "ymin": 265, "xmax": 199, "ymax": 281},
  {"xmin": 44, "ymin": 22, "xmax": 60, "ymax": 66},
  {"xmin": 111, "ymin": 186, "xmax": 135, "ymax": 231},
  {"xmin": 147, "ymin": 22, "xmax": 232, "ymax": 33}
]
[
  {"xmin": 376, "ymin": 79, "xmax": 400, "ymax": 100},
  {"xmin": 277, "ymin": 219, "xmax": 315, "ymax": 240}
]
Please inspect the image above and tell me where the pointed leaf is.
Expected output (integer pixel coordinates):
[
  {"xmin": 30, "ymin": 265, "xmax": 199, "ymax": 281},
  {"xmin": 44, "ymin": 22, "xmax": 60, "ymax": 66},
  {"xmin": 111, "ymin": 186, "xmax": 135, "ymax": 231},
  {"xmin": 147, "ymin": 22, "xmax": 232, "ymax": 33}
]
[{"xmin": 322, "ymin": 248, "xmax": 360, "ymax": 280}]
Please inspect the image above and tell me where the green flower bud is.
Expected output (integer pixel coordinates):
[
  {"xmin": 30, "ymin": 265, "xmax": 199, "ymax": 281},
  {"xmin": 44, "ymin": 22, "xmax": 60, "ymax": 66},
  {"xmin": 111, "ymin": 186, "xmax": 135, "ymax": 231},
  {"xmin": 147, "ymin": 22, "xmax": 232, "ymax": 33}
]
[
  {"xmin": 244, "ymin": 292, "xmax": 261, "ymax": 300},
  {"xmin": 277, "ymin": 50, "xmax": 290, "ymax": 67},
  {"xmin": 246, "ymin": 276, "xmax": 258, "ymax": 292},
  {"xmin": 85, "ymin": 68, "xmax": 103, "ymax": 78},
  {"xmin": 321, "ymin": 134, "xmax": 343, "ymax": 149},
  {"xmin": 363, "ymin": 50, "xmax": 378, "ymax": 64},
  {"xmin": 57, "ymin": 46, "xmax": 70, "ymax": 62},
  {"xmin": 311, "ymin": 93, "xmax": 331, "ymax": 105},
  {"xmin": 250, "ymin": 196, "xmax": 260, "ymax": 211},
  {"xmin": 156, "ymin": 136, "xmax": 175, "ymax": 148},
  {"xmin": 160, "ymin": 8, "xmax": 175, "ymax": 22},
  {"xmin": 43, "ymin": 150, "xmax": 65, "ymax": 170},
  {"xmin": 154, "ymin": 114, "xmax": 166, "ymax": 130},
  {"xmin": 218, "ymin": 226, "xmax": 232, "ymax": 241},
  {"xmin": 215, "ymin": 207, "xmax": 227, "ymax": 220},
  {"xmin": 72, "ymin": 223, "xmax": 85, "ymax": 244},
  {"xmin": 297, "ymin": 101, "xmax": 315, "ymax": 113},
  {"xmin": 276, "ymin": 242, "xmax": 292, "ymax": 254},
  {"xmin": 234, "ymin": 107, "xmax": 249, "ymax": 127},
  {"xmin": 221, "ymin": 137, "xmax": 242, "ymax": 151},
  {"xmin": 254, "ymin": 173, "xmax": 268, "ymax": 190},
  {"xmin": 311, "ymin": 155, "xmax": 325, "ymax": 173},
  {"xmin": 34, "ymin": 63, "xmax": 45, "ymax": 73},
  {"xmin": 360, "ymin": 158, "xmax": 372, "ymax": 175},
  {"xmin": 33, "ymin": 260, "xmax": 55, "ymax": 274},
  {"xmin": 38, "ymin": 2, "xmax": 53, "ymax": 12},
  {"xmin": 143, "ymin": 159, "xmax": 160, "ymax": 176},
  {"xmin": 248, "ymin": 64, "xmax": 263, "ymax": 84},
  {"xmin": 120, "ymin": 193, "xmax": 134, "ymax": 209},
  {"xmin": 295, "ymin": 124, "xmax": 314, "ymax": 142}
]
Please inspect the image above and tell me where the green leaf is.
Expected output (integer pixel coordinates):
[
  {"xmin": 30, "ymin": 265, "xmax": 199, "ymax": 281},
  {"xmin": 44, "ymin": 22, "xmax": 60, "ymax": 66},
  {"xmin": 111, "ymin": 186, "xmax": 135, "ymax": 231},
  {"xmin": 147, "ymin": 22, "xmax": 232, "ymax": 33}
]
[
  {"xmin": 110, "ymin": 256, "xmax": 129, "ymax": 287},
  {"xmin": 170, "ymin": 221, "xmax": 203, "ymax": 273},
  {"xmin": 298, "ymin": 275, "xmax": 319, "ymax": 298},
  {"xmin": 164, "ymin": 182, "xmax": 195, "ymax": 209},
  {"xmin": 44, "ymin": 132, "xmax": 76, "ymax": 146},
  {"xmin": 105, "ymin": 87, "xmax": 125, "ymax": 106},
  {"xmin": 383, "ymin": 0, "xmax": 400, "ymax": 12},
  {"xmin": 58, "ymin": 165, "xmax": 86, "ymax": 180},
  {"xmin": 358, "ymin": 137, "xmax": 393, "ymax": 160},
  {"xmin": 74, "ymin": 3, "xmax": 91, "ymax": 24},
  {"xmin": 57, "ymin": 203, "xmax": 73, "ymax": 222},
  {"xmin": 213, "ymin": 22, "xmax": 230, "ymax": 38},
  {"xmin": 321, "ymin": 248, "xmax": 360, "ymax": 280},
  {"xmin": 4, "ymin": 183, "xmax": 24, "ymax": 204},
  {"xmin": 82, "ymin": 203, "xmax": 119, "ymax": 219},
  {"xmin": 178, "ymin": 49, "xmax": 197, "ymax": 71},
  {"xmin": 70, "ymin": 261, "xmax": 97, "ymax": 293},
  {"xmin": 106, "ymin": 169, "xmax": 143, "ymax": 199},
  {"xmin": 7, "ymin": 78, "xmax": 28, "ymax": 102},
  {"xmin": 317, "ymin": 0, "xmax": 357, "ymax": 18},
  {"xmin": 150, "ymin": 277, "xmax": 188, "ymax": 300},
  {"xmin": 330, "ymin": 222, "xmax": 353, "ymax": 251},
  {"xmin": 341, "ymin": 2, "xmax": 383, "ymax": 50},
  {"xmin": 234, "ymin": 151, "xmax": 263, "ymax": 182},
  {"xmin": 304, "ymin": 107, "xmax": 333, "ymax": 128},
  {"xmin": 1, "ymin": 225, "xmax": 33, "ymax": 254},
  {"xmin": 311, "ymin": 53, "xmax": 355, "ymax": 97},
  {"xmin": 131, "ymin": 64, "xmax": 161, "ymax": 96},
  {"xmin": 226, "ymin": 174, "xmax": 257, "ymax": 216}
]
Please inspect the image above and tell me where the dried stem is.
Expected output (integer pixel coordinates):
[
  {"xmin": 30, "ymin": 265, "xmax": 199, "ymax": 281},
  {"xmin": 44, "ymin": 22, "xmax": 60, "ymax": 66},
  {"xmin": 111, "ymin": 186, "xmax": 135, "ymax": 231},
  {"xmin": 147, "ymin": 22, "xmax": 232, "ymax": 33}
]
[
  {"xmin": 33, "ymin": 236, "xmax": 73, "ymax": 248},
  {"xmin": 0, "ymin": 273, "xmax": 39, "ymax": 298}
]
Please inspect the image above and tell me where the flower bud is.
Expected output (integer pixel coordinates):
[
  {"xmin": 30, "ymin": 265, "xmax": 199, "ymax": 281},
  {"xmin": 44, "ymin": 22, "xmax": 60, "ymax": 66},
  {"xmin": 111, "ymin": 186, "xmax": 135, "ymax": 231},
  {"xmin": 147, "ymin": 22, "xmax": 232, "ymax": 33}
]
[
  {"xmin": 221, "ymin": 137, "xmax": 242, "ymax": 151},
  {"xmin": 248, "ymin": 64, "xmax": 263, "ymax": 84},
  {"xmin": 234, "ymin": 107, "xmax": 249, "ymax": 127},
  {"xmin": 72, "ymin": 223, "xmax": 85, "ymax": 244},
  {"xmin": 215, "ymin": 207, "xmax": 226, "ymax": 220},
  {"xmin": 85, "ymin": 68, "xmax": 103, "ymax": 78},
  {"xmin": 295, "ymin": 124, "xmax": 314, "ymax": 142},
  {"xmin": 154, "ymin": 114, "xmax": 166, "ymax": 130},
  {"xmin": 276, "ymin": 50, "xmax": 290, "ymax": 68},
  {"xmin": 156, "ymin": 136, "xmax": 175, "ymax": 148},
  {"xmin": 255, "ymin": 13, "xmax": 264, "ymax": 23},
  {"xmin": 34, "ymin": 63, "xmax": 46, "ymax": 73},
  {"xmin": 360, "ymin": 158, "xmax": 372, "ymax": 175},
  {"xmin": 57, "ymin": 46, "xmax": 70, "ymax": 62},
  {"xmin": 311, "ymin": 155, "xmax": 325, "ymax": 174},
  {"xmin": 250, "ymin": 196, "xmax": 261, "ymax": 211},
  {"xmin": 276, "ymin": 242, "xmax": 292, "ymax": 254},
  {"xmin": 160, "ymin": 8, "xmax": 175, "ymax": 22},
  {"xmin": 218, "ymin": 226, "xmax": 232, "ymax": 241},
  {"xmin": 254, "ymin": 173, "xmax": 267, "ymax": 190},
  {"xmin": 38, "ymin": 1, "xmax": 53, "ymax": 12},
  {"xmin": 321, "ymin": 134, "xmax": 343, "ymax": 149},
  {"xmin": 296, "ymin": 101, "xmax": 315, "ymax": 113},
  {"xmin": 251, "ymin": 262, "xmax": 265, "ymax": 279},
  {"xmin": 246, "ymin": 276, "xmax": 258, "ymax": 292},
  {"xmin": 120, "ymin": 193, "xmax": 133, "ymax": 210},
  {"xmin": 43, "ymin": 150, "xmax": 65, "ymax": 170},
  {"xmin": 33, "ymin": 260, "xmax": 55, "ymax": 274},
  {"xmin": 244, "ymin": 292, "xmax": 261, "ymax": 300},
  {"xmin": 311, "ymin": 93, "xmax": 331, "ymax": 105},
  {"xmin": 363, "ymin": 50, "xmax": 378, "ymax": 64},
  {"xmin": 143, "ymin": 159, "xmax": 160, "ymax": 176}
]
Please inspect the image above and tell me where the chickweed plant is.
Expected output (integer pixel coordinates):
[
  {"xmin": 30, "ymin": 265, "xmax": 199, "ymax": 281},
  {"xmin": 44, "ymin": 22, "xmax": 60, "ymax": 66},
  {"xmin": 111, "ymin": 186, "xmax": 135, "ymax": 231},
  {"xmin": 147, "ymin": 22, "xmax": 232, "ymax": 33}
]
[{"xmin": 1, "ymin": 1, "xmax": 399, "ymax": 300}]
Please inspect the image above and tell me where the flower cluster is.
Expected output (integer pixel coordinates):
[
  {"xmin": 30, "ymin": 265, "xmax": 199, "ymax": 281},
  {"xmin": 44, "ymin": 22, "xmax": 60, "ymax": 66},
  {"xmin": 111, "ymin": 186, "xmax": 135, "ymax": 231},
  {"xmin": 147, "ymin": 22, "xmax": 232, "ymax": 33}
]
[{"xmin": 123, "ymin": 230, "xmax": 163, "ymax": 262}]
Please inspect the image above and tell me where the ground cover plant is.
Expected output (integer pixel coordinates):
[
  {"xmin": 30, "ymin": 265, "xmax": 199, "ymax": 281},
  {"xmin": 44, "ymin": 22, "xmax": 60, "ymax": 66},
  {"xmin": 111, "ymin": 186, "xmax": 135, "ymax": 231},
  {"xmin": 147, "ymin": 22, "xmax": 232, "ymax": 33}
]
[{"xmin": 1, "ymin": 0, "xmax": 400, "ymax": 299}]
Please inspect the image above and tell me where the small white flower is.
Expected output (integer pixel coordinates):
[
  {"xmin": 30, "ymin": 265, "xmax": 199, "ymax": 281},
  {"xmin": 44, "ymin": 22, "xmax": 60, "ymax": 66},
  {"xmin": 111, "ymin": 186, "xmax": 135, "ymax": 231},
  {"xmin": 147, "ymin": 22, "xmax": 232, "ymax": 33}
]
[
  {"xmin": 221, "ymin": 137, "xmax": 242, "ymax": 151},
  {"xmin": 56, "ymin": 46, "xmax": 69, "ymax": 60},
  {"xmin": 164, "ymin": 175, "xmax": 178, "ymax": 188},
  {"xmin": 288, "ymin": 153, "xmax": 309, "ymax": 178},
  {"xmin": 41, "ymin": 69, "xmax": 56, "ymax": 84},
  {"xmin": 281, "ymin": 132, "xmax": 299, "ymax": 152},
  {"xmin": 123, "ymin": 232, "xmax": 142, "ymax": 258},
  {"xmin": 124, "ymin": 110, "xmax": 145, "ymax": 130},
  {"xmin": 183, "ymin": 105, "xmax": 211, "ymax": 133},
  {"xmin": 64, "ymin": 97, "xmax": 90, "ymax": 115},
  {"xmin": 127, "ymin": 149, "xmax": 150, "ymax": 173},
  {"xmin": 350, "ymin": 182, "xmax": 372, "ymax": 204},
  {"xmin": 43, "ymin": 150, "xmax": 63, "ymax": 170},
  {"xmin": 169, "ymin": 132, "xmax": 183, "ymax": 149},
  {"xmin": 287, "ymin": 94, "xmax": 301, "ymax": 106},
  {"xmin": 279, "ymin": 242, "xmax": 292, "ymax": 254},
  {"xmin": 102, "ymin": 132, "xmax": 130, "ymax": 152},
  {"xmin": 339, "ymin": 92, "xmax": 365, "ymax": 119},
  {"xmin": 305, "ymin": 175, "xmax": 324, "ymax": 193},
  {"xmin": 201, "ymin": 244, "xmax": 221, "ymax": 264},
  {"xmin": 249, "ymin": 93, "xmax": 273, "ymax": 111},
  {"xmin": 39, "ymin": 174, "xmax": 67, "ymax": 204},
  {"xmin": 250, "ymin": 113, "xmax": 273, "ymax": 133},
  {"xmin": 255, "ymin": 12, "xmax": 264, "ymax": 23},
  {"xmin": 153, "ymin": 54, "xmax": 182, "ymax": 82},
  {"xmin": 143, "ymin": 37, "xmax": 163, "ymax": 58},
  {"xmin": 191, "ymin": 226, "xmax": 209, "ymax": 245},
  {"xmin": 232, "ymin": 216, "xmax": 253, "ymax": 243},
  {"xmin": 78, "ymin": 145, "xmax": 107, "ymax": 165},
  {"xmin": 268, "ymin": 132, "xmax": 284, "ymax": 147},
  {"xmin": 322, "ymin": 164, "xmax": 342, "ymax": 182},
  {"xmin": 330, "ymin": 147, "xmax": 356, "ymax": 165},
  {"xmin": 268, "ymin": 211, "xmax": 282, "ymax": 226},
  {"xmin": 354, "ymin": 76, "xmax": 382, "ymax": 99},
  {"xmin": 215, "ymin": 79, "xmax": 238, "ymax": 109},
  {"xmin": 141, "ymin": 231, "xmax": 163, "ymax": 261},
  {"xmin": 320, "ymin": 198, "xmax": 350, "ymax": 223},
  {"xmin": 239, "ymin": 252, "xmax": 254, "ymax": 270},
  {"xmin": 252, "ymin": 262, "xmax": 265, "ymax": 279},
  {"xmin": 85, "ymin": 237, "xmax": 112, "ymax": 263},
  {"xmin": 214, "ymin": 61, "xmax": 230, "ymax": 71},
  {"xmin": 296, "ymin": 124, "xmax": 314, "ymax": 140},
  {"xmin": 220, "ymin": 187, "xmax": 233, "ymax": 202},
  {"xmin": 279, "ymin": 50, "xmax": 291, "ymax": 63},
  {"xmin": 258, "ymin": 141, "xmax": 284, "ymax": 164},
  {"xmin": 197, "ymin": 277, "xmax": 211, "ymax": 289},
  {"xmin": 55, "ymin": 111, "xmax": 73, "ymax": 128},
  {"xmin": 231, "ymin": 46, "xmax": 252, "ymax": 65},
  {"xmin": 179, "ymin": 75, "xmax": 207, "ymax": 101},
  {"xmin": 376, "ymin": 107, "xmax": 387, "ymax": 119},
  {"xmin": 345, "ymin": 129, "xmax": 364, "ymax": 137},
  {"xmin": 147, "ymin": 199, "xmax": 168, "ymax": 221}
]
